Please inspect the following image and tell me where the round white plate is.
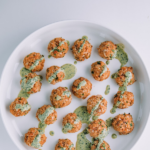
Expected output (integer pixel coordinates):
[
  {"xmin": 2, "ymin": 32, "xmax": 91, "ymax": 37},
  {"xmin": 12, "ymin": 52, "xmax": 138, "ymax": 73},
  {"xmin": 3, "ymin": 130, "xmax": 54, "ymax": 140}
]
[{"xmin": 0, "ymin": 20, "xmax": 150, "ymax": 150}]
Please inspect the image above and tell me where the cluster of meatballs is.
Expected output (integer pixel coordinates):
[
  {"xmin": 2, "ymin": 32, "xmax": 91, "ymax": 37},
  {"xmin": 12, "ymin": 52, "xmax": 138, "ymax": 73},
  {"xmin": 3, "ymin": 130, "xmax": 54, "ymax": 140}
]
[
  {"xmin": 96, "ymin": 41, "xmax": 135, "ymax": 134},
  {"xmin": 9, "ymin": 37, "xmax": 136, "ymax": 150},
  {"xmin": 10, "ymin": 52, "xmax": 45, "ymax": 117},
  {"xmin": 47, "ymin": 36, "xmax": 92, "ymax": 61},
  {"xmin": 112, "ymin": 66, "xmax": 136, "ymax": 111}
]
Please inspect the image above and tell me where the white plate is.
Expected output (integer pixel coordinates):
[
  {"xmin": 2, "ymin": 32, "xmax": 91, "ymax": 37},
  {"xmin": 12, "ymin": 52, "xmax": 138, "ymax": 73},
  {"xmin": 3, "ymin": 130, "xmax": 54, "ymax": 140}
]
[{"xmin": 0, "ymin": 20, "xmax": 150, "ymax": 150}]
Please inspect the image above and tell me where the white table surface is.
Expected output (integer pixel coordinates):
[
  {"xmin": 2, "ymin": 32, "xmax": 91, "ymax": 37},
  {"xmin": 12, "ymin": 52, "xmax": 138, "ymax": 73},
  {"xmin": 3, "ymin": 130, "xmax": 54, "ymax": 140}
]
[{"xmin": 0, "ymin": 0, "xmax": 150, "ymax": 150}]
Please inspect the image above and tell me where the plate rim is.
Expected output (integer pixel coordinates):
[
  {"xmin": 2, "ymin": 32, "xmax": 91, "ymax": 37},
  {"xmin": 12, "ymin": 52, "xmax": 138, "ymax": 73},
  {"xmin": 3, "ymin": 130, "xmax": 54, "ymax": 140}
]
[{"xmin": 0, "ymin": 20, "xmax": 150, "ymax": 150}]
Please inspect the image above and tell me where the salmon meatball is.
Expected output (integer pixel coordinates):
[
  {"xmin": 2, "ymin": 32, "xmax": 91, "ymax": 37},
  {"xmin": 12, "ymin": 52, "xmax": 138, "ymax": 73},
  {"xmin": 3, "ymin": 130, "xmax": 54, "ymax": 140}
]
[
  {"xmin": 36, "ymin": 105, "xmax": 57, "ymax": 125},
  {"xmin": 87, "ymin": 95, "xmax": 107, "ymax": 117},
  {"xmin": 88, "ymin": 119, "xmax": 108, "ymax": 138},
  {"xmin": 98, "ymin": 41, "xmax": 117, "ymax": 60},
  {"xmin": 23, "ymin": 52, "xmax": 45, "ymax": 72},
  {"xmin": 114, "ymin": 91, "xmax": 134, "ymax": 109},
  {"xmin": 72, "ymin": 36, "xmax": 92, "ymax": 61},
  {"xmin": 91, "ymin": 61, "xmax": 110, "ymax": 81},
  {"xmin": 9, "ymin": 97, "xmax": 31, "ymax": 117},
  {"xmin": 47, "ymin": 37, "xmax": 69, "ymax": 58},
  {"xmin": 55, "ymin": 139, "xmax": 75, "ymax": 150},
  {"xmin": 50, "ymin": 87, "xmax": 72, "ymax": 108},
  {"xmin": 62, "ymin": 113, "xmax": 82, "ymax": 133},
  {"xmin": 72, "ymin": 77, "xmax": 92, "ymax": 99},
  {"xmin": 112, "ymin": 66, "xmax": 135, "ymax": 86},
  {"xmin": 46, "ymin": 66, "xmax": 65, "ymax": 85},
  {"xmin": 91, "ymin": 140, "xmax": 111, "ymax": 150},
  {"xmin": 112, "ymin": 113, "xmax": 134, "ymax": 135},
  {"xmin": 24, "ymin": 128, "xmax": 47, "ymax": 149},
  {"xmin": 20, "ymin": 73, "xmax": 42, "ymax": 94}
]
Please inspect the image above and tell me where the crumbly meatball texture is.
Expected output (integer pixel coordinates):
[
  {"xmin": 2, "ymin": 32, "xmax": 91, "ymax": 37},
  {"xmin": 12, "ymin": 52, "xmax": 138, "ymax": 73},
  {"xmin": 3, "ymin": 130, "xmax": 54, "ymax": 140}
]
[
  {"xmin": 47, "ymin": 37, "xmax": 69, "ymax": 58},
  {"xmin": 72, "ymin": 77, "xmax": 92, "ymax": 99},
  {"xmin": 46, "ymin": 66, "xmax": 65, "ymax": 85},
  {"xmin": 72, "ymin": 38, "xmax": 92, "ymax": 61},
  {"xmin": 20, "ymin": 73, "xmax": 42, "ymax": 94},
  {"xmin": 112, "ymin": 113, "xmax": 134, "ymax": 135},
  {"xmin": 36, "ymin": 105, "xmax": 57, "ymax": 125},
  {"xmin": 50, "ymin": 87, "xmax": 72, "ymax": 108},
  {"xmin": 98, "ymin": 41, "xmax": 117, "ymax": 60},
  {"xmin": 114, "ymin": 91, "xmax": 134, "ymax": 109},
  {"xmin": 24, "ymin": 128, "xmax": 47, "ymax": 148},
  {"xmin": 114, "ymin": 66, "xmax": 135, "ymax": 86},
  {"xmin": 23, "ymin": 52, "xmax": 45, "ymax": 72},
  {"xmin": 62, "ymin": 113, "xmax": 82, "ymax": 133},
  {"xmin": 88, "ymin": 119, "xmax": 107, "ymax": 138},
  {"xmin": 91, "ymin": 140, "xmax": 111, "ymax": 150},
  {"xmin": 9, "ymin": 97, "xmax": 31, "ymax": 117},
  {"xmin": 55, "ymin": 139, "xmax": 75, "ymax": 150},
  {"xmin": 91, "ymin": 61, "xmax": 110, "ymax": 81},
  {"xmin": 87, "ymin": 95, "xmax": 107, "ymax": 116}
]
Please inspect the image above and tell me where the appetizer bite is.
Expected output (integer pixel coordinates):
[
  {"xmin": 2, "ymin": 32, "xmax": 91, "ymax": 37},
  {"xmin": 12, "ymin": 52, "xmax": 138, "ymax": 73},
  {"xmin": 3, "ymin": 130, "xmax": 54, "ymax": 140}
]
[
  {"xmin": 62, "ymin": 113, "xmax": 82, "ymax": 133},
  {"xmin": 98, "ymin": 41, "xmax": 117, "ymax": 60},
  {"xmin": 114, "ymin": 91, "xmax": 134, "ymax": 109},
  {"xmin": 55, "ymin": 139, "xmax": 75, "ymax": 150},
  {"xmin": 47, "ymin": 37, "xmax": 69, "ymax": 58},
  {"xmin": 88, "ymin": 119, "xmax": 108, "ymax": 138},
  {"xmin": 91, "ymin": 140, "xmax": 111, "ymax": 150},
  {"xmin": 9, "ymin": 97, "xmax": 31, "ymax": 117},
  {"xmin": 91, "ymin": 61, "xmax": 110, "ymax": 81},
  {"xmin": 112, "ymin": 113, "xmax": 134, "ymax": 135},
  {"xmin": 112, "ymin": 66, "xmax": 135, "ymax": 86},
  {"xmin": 23, "ymin": 52, "xmax": 45, "ymax": 72},
  {"xmin": 87, "ymin": 95, "xmax": 107, "ymax": 118},
  {"xmin": 36, "ymin": 105, "xmax": 57, "ymax": 125},
  {"xmin": 24, "ymin": 128, "xmax": 47, "ymax": 149},
  {"xmin": 50, "ymin": 87, "xmax": 72, "ymax": 108},
  {"xmin": 20, "ymin": 73, "xmax": 42, "ymax": 94},
  {"xmin": 72, "ymin": 36, "xmax": 92, "ymax": 61},
  {"xmin": 72, "ymin": 77, "xmax": 92, "ymax": 99},
  {"xmin": 46, "ymin": 66, "xmax": 65, "ymax": 85}
]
